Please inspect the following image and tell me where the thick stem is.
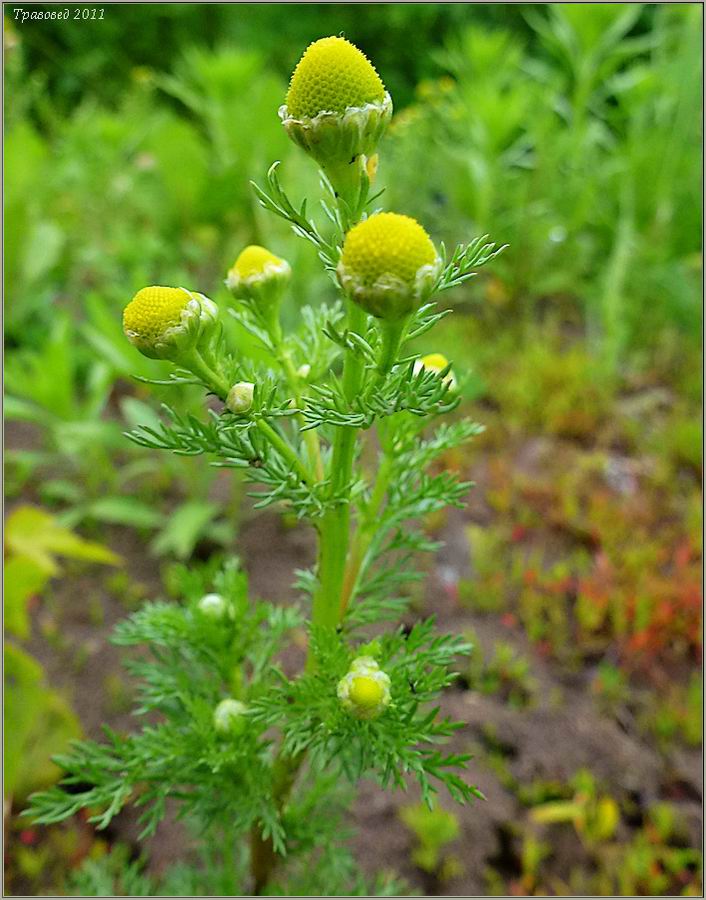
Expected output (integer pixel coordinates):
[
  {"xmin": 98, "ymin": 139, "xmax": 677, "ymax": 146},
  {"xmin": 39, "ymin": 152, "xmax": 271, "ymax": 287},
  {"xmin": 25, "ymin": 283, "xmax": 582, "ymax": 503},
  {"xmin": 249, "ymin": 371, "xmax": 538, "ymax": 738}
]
[
  {"xmin": 250, "ymin": 829, "xmax": 275, "ymax": 895},
  {"xmin": 339, "ymin": 432, "xmax": 394, "ymax": 619},
  {"xmin": 377, "ymin": 317, "xmax": 407, "ymax": 377},
  {"xmin": 186, "ymin": 348, "xmax": 231, "ymax": 399},
  {"xmin": 249, "ymin": 751, "xmax": 304, "ymax": 893},
  {"xmin": 311, "ymin": 301, "xmax": 367, "ymax": 637},
  {"xmin": 255, "ymin": 418, "xmax": 312, "ymax": 486},
  {"xmin": 322, "ymin": 155, "xmax": 367, "ymax": 229},
  {"xmin": 249, "ymin": 166, "xmax": 369, "ymax": 891},
  {"xmin": 361, "ymin": 316, "xmax": 409, "ymax": 406},
  {"xmin": 249, "ymin": 306, "xmax": 369, "ymax": 884}
]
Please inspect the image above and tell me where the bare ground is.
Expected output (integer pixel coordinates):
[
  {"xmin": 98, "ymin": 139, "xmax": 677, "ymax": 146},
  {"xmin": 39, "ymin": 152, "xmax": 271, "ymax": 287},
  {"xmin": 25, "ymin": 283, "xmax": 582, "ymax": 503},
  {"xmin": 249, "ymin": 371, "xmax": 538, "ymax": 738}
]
[{"xmin": 14, "ymin": 484, "xmax": 702, "ymax": 896}]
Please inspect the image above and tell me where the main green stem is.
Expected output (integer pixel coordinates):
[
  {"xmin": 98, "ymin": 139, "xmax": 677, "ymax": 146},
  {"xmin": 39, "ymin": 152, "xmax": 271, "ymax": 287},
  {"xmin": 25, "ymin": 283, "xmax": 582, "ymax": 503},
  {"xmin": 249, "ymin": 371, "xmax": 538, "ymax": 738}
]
[
  {"xmin": 250, "ymin": 750, "xmax": 304, "ymax": 894},
  {"xmin": 339, "ymin": 446, "xmax": 393, "ymax": 619},
  {"xmin": 310, "ymin": 301, "xmax": 367, "ymax": 636},
  {"xmin": 249, "ymin": 166, "xmax": 369, "ymax": 891}
]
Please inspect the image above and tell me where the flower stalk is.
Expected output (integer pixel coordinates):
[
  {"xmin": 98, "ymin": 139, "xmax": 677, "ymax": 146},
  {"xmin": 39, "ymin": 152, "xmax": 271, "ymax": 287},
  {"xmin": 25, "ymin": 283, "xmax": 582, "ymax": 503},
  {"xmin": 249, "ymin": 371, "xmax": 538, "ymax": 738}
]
[
  {"xmin": 52, "ymin": 31, "xmax": 506, "ymax": 898},
  {"xmin": 311, "ymin": 299, "xmax": 367, "ymax": 637}
]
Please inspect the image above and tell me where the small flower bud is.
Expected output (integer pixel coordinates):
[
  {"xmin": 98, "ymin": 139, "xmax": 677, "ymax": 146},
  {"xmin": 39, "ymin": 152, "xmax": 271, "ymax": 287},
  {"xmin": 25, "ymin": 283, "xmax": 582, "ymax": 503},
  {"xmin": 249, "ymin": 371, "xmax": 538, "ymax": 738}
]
[
  {"xmin": 349, "ymin": 656, "xmax": 380, "ymax": 675},
  {"xmin": 338, "ymin": 213, "xmax": 441, "ymax": 320},
  {"xmin": 197, "ymin": 593, "xmax": 229, "ymax": 621},
  {"xmin": 226, "ymin": 382, "xmax": 255, "ymax": 415},
  {"xmin": 123, "ymin": 285, "xmax": 218, "ymax": 361},
  {"xmin": 356, "ymin": 638, "xmax": 383, "ymax": 659},
  {"xmin": 337, "ymin": 657, "xmax": 391, "ymax": 720},
  {"xmin": 213, "ymin": 698, "xmax": 248, "ymax": 736},
  {"xmin": 296, "ymin": 364, "xmax": 311, "ymax": 379},
  {"xmin": 413, "ymin": 353, "xmax": 458, "ymax": 392},
  {"xmin": 280, "ymin": 36, "xmax": 392, "ymax": 178},
  {"xmin": 225, "ymin": 245, "xmax": 291, "ymax": 311}
]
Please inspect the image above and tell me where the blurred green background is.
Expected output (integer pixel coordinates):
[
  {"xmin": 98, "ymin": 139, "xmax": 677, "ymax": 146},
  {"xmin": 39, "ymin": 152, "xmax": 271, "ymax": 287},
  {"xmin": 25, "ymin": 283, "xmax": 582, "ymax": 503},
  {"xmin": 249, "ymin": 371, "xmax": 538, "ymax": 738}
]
[{"xmin": 4, "ymin": 3, "xmax": 703, "ymax": 896}]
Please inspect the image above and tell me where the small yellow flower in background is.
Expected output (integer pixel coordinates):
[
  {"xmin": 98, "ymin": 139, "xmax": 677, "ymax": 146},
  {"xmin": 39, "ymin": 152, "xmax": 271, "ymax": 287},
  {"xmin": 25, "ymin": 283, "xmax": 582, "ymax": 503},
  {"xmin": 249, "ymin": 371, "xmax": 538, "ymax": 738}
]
[
  {"xmin": 225, "ymin": 245, "xmax": 291, "ymax": 310},
  {"xmin": 338, "ymin": 212, "xmax": 441, "ymax": 319},
  {"xmin": 226, "ymin": 381, "xmax": 255, "ymax": 415},
  {"xmin": 285, "ymin": 36, "xmax": 385, "ymax": 118},
  {"xmin": 337, "ymin": 656, "xmax": 391, "ymax": 720},
  {"xmin": 388, "ymin": 104, "xmax": 422, "ymax": 135},
  {"xmin": 280, "ymin": 36, "xmax": 392, "ymax": 181},
  {"xmin": 413, "ymin": 353, "xmax": 458, "ymax": 393},
  {"xmin": 123, "ymin": 285, "xmax": 218, "ymax": 361},
  {"xmin": 213, "ymin": 698, "xmax": 248, "ymax": 737},
  {"xmin": 131, "ymin": 66, "xmax": 155, "ymax": 87},
  {"xmin": 228, "ymin": 245, "xmax": 289, "ymax": 281}
]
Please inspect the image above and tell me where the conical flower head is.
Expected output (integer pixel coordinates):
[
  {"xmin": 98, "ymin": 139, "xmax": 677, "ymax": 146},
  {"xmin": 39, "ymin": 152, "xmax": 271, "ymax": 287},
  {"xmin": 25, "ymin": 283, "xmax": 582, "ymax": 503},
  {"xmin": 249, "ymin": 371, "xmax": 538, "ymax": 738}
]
[
  {"xmin": 225, "ymin": 245, "xmax": 291, "ymax": 310},
  {"xmin": 280, "ymin": 37, "xmax": 392, "ymax": 172},
  {"xmin": 286, "ymin": 36, "xmax": 385, "ymax": 118},
  {"xmin": 338, "ymin": 212, "xmax": 441, "ymax": 319},
  {"xmin": 123, "ymin": 286, "xmax": 218, "ymax": 361}
]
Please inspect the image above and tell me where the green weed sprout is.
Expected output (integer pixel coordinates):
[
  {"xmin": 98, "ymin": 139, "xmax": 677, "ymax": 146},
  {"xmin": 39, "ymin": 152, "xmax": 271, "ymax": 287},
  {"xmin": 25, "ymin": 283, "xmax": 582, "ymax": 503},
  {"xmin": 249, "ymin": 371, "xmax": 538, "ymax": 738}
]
[
  {"xmin": 399, "ymin": 801, "xmax": 463, "ymax": 882},
  {"xmin": 26, "ymin": 36, "xmax": 505, "ymax": 894}
]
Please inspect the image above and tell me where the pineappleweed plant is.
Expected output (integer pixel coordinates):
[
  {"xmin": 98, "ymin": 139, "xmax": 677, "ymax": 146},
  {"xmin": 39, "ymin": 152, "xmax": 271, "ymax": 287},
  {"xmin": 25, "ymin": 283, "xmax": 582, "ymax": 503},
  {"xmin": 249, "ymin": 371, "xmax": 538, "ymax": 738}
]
[{"xmin": 27, "ymin": 37, "xmax": 506, "ymax": 894}]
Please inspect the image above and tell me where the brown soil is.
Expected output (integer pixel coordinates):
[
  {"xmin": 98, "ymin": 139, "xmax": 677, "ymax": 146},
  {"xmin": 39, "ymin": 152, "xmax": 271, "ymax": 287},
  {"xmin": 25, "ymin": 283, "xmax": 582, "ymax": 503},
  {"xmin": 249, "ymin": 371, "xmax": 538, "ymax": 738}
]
[{"xmin": 7, "ymin": 422, "xmax": 703, "ymax": 895}]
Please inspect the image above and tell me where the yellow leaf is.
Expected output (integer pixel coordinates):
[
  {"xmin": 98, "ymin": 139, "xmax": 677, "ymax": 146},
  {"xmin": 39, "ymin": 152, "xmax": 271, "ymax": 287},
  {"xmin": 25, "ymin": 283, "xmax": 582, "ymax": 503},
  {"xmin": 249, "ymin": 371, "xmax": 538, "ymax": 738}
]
[{"xmin": 5, "ymin": 505, "xmax": 121, "ymax": 575}]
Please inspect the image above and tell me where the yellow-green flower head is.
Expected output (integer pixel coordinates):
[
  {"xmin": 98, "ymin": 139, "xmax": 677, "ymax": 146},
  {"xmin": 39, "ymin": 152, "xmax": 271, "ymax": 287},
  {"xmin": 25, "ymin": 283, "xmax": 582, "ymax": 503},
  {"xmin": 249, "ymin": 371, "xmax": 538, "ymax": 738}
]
[
  {"xmin": 338, "ymin": 213, "xmax": 441, "ymax": 319},
  {"xmin": 337, "ymin": 656, "xmax": 391, "ymax": 720},
  {"xmin": 123, "ymin": 286, "xmax": 218, "ymax": 361},
  {"xmin": 225, "ymin": 245, "xmax": 291, "ymax": 309},
  {"xmin": 286, "ymin": 36, "xmax": 385, "ymax": 118},
  {"xmin": 413, "ymin": 353, "xmax": 458, "ymax": 393},
  {"xmin": 226, "ymin": 381, "xmax": 255, "ymax": 415},
  {"xmin": 213, "ymin": 698, "xmax": 248, "ymax": 737},
  {"xmin": 280, "ymin": 37, "xmax": 392, "ymax": 170}
]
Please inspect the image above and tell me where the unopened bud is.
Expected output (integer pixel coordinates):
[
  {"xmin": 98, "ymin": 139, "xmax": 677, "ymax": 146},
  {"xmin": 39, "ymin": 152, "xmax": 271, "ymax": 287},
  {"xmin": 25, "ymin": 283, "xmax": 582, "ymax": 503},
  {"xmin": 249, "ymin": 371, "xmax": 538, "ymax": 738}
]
[
  {"xmin": 213, "ymin": 698, "xmax": 248, "ymax": 736},
  {"xmin": 226, "ymin": 382, "xmax": 255, "ymax": 415},
  {"xmin": 413, "ymin": 353, "xmax": 458, "ymax": 392},
  {"xmin": 197, "ymin": 593, "xmax": 229, "ymax": 621},
  {"xmin": 337, "ymin": 656, "xmax": 391, "ymax": 720},
  {"xmin": 225, "ymin": 245, "xmax": 291, "ymax": 311}
]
